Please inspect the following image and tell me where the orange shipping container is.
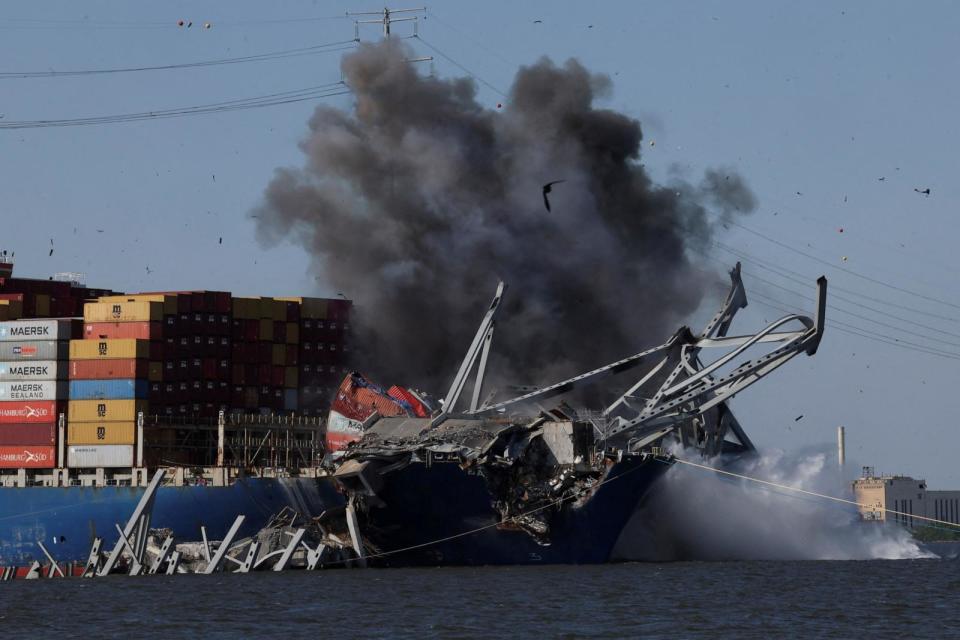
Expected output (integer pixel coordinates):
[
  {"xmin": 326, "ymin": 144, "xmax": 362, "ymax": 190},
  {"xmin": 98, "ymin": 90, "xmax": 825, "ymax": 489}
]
[
  {"xmin": 84, "ymin": 322, "xmax": 163, "ymax": 340},
  {"xmin": 69, "ymin": 359, "xmax": 148, "ymax": 380},
  {"xmin": 69, "ymin": 339, "xmax": 151, "ymax": 360},
  {"xmin": 34, "ymin": 294, "xmax": 51, "ymax": 317}
]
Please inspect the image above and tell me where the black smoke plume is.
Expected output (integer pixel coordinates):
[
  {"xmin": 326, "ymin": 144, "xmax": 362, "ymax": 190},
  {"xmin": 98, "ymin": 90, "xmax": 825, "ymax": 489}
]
[{"xmin": 255, "ymin": 40, "xmax": 754, "ymax": 396}]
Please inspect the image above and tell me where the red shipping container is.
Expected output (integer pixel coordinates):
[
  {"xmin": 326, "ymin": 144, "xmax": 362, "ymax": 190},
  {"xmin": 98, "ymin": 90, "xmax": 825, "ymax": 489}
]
[
  {"xmin": 285, "ymin": 344, "xmax": 298, "ymax": 366},
  {"xmin": 84, "ymin": 321, "xmax": 163, "ymax": 340},
  {"xmin": 0, "ymin": 445, "xmax": 56, "ymax": 468},
  {"xmin": 0, "ymin": 400, "xmax": 61, "ymax": 424},
  {"xmin": 202, "ymin": 358, "xmax": 217, "ymax": 379},
  {"xmin": 274, "ymin": 321, "xmax": 287, "ymax": 343},
  {"xmin": 271, "ymin": 366, "xmax": 285, "ymax": 387},
  {"xmin": 258, "ymin": 364, "xmax": 272, "ymax": 385},
  {"xmin": 69, "ymin": 359, "xmax": 149, "ymax": 380}
]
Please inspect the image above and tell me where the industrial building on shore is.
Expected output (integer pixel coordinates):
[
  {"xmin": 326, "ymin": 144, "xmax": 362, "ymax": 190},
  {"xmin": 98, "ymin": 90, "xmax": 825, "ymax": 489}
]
[{"xmin": 853, "ymin": 467, "xmax": 960, "ymax": 527}]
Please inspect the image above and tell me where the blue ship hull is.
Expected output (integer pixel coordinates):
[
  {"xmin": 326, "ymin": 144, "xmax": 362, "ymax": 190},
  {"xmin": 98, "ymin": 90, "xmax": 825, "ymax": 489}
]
[
  {"xmin": 0, "ymin": 477, "xmax": 345, "ymax": 566},
  {"xmin": 357, "ymin": 455, "xmax": 670, "ymax": 566}
]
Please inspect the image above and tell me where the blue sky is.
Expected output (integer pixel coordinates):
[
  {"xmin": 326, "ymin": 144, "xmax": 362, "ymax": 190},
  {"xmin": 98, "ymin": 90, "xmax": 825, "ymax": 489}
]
[{"xmin": 2, "ymin": 1, "xmax": 959, "ymax": 484}]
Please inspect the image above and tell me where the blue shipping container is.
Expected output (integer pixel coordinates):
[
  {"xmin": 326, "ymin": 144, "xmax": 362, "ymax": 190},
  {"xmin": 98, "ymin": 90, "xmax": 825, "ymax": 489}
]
[{"xmin": 68, "ymin": 379, "xmax": 149, "ymax": 400}]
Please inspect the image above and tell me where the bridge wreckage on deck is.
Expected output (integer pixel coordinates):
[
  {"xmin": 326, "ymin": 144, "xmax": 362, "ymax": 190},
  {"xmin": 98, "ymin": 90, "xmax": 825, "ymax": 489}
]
[{"xmin": 327, "ymin": 264, "xmax": 828, "ymax": 565}]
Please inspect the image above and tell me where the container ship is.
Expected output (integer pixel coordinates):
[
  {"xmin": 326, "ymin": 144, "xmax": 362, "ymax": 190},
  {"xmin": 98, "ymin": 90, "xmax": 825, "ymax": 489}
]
[
  {"xmin": 0, "ymin": 252, "xmax": 351, "ymax": 566},
  {"xmin": 0, "ymin": 250, "xmax": 827, "ymax": 568}
]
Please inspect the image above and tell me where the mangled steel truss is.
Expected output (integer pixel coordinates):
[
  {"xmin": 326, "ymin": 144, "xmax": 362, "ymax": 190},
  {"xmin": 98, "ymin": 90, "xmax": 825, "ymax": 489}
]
[{"xmin": 437, "ymin": 263, "xmax": 827, "ymax": 456}]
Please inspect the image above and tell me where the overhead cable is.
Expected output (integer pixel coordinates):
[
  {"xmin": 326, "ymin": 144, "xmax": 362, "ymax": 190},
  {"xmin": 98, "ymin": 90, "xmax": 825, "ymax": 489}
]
[
  {"xmin": 0, "ymin": 82, "xmax": 350, "ymax": 129},
  {"xmin": 0, "ymin": 40, "xmax": 357, "ymax": 78},
  {"xmin": 728, "ymin": 220, "xmax": 960, "ymax": 312}
]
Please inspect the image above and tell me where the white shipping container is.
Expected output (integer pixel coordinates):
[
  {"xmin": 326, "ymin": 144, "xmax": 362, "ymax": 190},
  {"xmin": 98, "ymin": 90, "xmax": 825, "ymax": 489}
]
[
  {"xmin": 0, "ymin": 320, "xmax": 77, "ymax": 342},
  {"xmin": 67, "ymin": 444, "xmax": 134, "ymax": 468},
  {"xmin": 0, "ymin": 380, "xmax": 68, "ymax": 401},
  {"xmin": 0, "ymin": 360, "xmax": 63, "ymax": 381}
]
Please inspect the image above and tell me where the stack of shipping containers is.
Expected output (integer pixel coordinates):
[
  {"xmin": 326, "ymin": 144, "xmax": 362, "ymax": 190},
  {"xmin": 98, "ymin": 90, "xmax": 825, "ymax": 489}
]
[
  {"xmin": 66, "ymin": 300, "xmax": 161, "ymax": 468},
  {"xmin": 0, "ymin": 319, "xmax": 76, "ymax": 470},
  {"xmin": 290, "ymin": 297, "xmax": 352, "ymax": 416}
]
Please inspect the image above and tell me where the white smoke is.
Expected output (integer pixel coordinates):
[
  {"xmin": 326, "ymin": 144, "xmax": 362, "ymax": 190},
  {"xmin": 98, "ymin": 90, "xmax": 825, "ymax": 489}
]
[{"xmin": 614, "ymin": 446, "xmax": 934, "ymax": 561}]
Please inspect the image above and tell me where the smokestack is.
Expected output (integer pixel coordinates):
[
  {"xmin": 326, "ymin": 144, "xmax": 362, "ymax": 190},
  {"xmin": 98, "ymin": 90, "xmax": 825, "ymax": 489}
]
[
  {"xmin": 837, "ymin": 425, "xmax": 846, "ymax": 467},
  {"xmin": 254, "ymin": 40, "xmax": 757, "ymax": 391}
]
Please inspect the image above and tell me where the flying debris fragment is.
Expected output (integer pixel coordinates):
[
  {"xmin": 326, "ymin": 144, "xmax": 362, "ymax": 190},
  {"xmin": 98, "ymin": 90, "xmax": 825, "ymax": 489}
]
[
  {"xmin": 914, "ymin": 187, "xmax": 931, "ymax": 196},
  {"xmin": 541, "ymin": 180, "xmax": 565, "ymax": 212},
  {"xmin": 177, "ymin": 20, "xmax": 184, "ymax": 27},
  {"xmin": 878, "ymin": 177, "xmax": 885, "ymax": 181},
  {"xmin": 841, "ymin": 256, "xmax": 848, "ymax": 262},
  {"xmin": 218, "ymin": 237, "xmax": 223, "ymax": 245},
  {"xmin": 204, "ymin": 22, "xmax": 212, "ymax": 29},
  {"xmin": 795, "ymin": 415, "xmax": 804, "ymax": 422},
  {"xmin": 838, "ymin": 227, "xmax": 844, "ymax": 233}
]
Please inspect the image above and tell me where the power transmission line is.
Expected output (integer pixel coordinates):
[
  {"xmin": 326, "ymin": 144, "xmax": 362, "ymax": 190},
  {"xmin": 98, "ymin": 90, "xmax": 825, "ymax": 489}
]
[
  {"xmin": 0, "ymin": 82, "xmax": 351, "ymax": 129},
  {"xmin": 714, "ymin": 240, "xmax": 960, "ymax": 325},
  {"xmin": 748, "ymin": 289, "xmax": 960, "ymax": 362},
  {"xmin": 413, "ymin": 34, "xmax": 507, "ymax": 97},
  {"xmin": 0, "ymin": 40, "xmax": 357, "ymax": 79},
  {"xmin": 714, "ymin": 244, "xmax": 960, "ymax": 341},
  {"xmin": 728, "ymin": 220, "xmax": 960, "ymax": 312}
]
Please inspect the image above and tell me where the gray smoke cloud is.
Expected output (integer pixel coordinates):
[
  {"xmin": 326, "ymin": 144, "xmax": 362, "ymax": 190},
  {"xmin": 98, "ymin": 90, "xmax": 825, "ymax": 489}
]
[{"xmin": 255, "ymin": 40, "xmax": 755, "ymax": 393}]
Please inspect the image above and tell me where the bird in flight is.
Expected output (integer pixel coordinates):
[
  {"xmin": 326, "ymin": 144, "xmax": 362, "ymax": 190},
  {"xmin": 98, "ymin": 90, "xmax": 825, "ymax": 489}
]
[{"xmin": 542, "ymin": 180, "xmax": 566, "ymax": 212}]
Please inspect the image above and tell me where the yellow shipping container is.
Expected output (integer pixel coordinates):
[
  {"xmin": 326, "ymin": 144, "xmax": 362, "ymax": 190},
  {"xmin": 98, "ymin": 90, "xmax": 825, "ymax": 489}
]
[
  {"xmin": 100, "ymin": 294, "xmax": 179, "ymax": 315},
  {"xmin": 259, "ymin": 318, "xmax": 274, "ymax": 341},
  {"xmin": 148, "ymin": 361, "xmax": 163, "ymax": 382},
  {"xmin": 67, "ymin": 421, "xmax": 136, "ymax": 445},
  {"xmin": 272, "ymin": 344, "xmax": 286, "ymax": 366},
  {"xmin": 0, "ymin": 299, "xmax": 23, "ymax": 320},
  {"xmin": 257, "ymin": 297, "xmax": 274, "ymax": 319},
  {"xmin": 289, "ymin": 297, "xmax": 328, "ymax": 320},
  {"xmin": 84, "ymin": 300, "xmax": 162, "ymax": 323},
  {"xmin": 270, "ymin": 299, "xmax": 287, "ymax": 322},
  {"xmin": 69, "ymin": 339, "xmax": 150, "ymax": 360},
  {"xmin": 232, "ymin": 297, "xmax": 260, "ymax": 320},
  {"xmin": 34, "ymin": 294, "xmax": 51, "ymax": 317},
  {"xmin": 285, "ymin": 323, "xmax": 300, "ymax": 344},
  {"xmin": 68, "ymin": 399, "xmax": 148, "ymax": 422},
  {"xmin": 284, "ymin": 367, "xmax": 299, "ymax": 389}
]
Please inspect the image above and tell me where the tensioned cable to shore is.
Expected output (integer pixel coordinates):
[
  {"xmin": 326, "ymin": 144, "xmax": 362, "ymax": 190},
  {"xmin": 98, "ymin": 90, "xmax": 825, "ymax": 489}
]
[{"xmin": 664, "ymin": 456, "xmax": 960, "ymax": 530}]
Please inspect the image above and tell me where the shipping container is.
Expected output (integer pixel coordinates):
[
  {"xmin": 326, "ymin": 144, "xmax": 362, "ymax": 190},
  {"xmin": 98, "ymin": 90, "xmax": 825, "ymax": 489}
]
[
  {"xmin": 69, "ymin": 358, "xmax": 149, "ymax": 380},
  {"xmin": 68, "ymin": 399, "xmax": 148, "ymax": 422},
  {"xmin": 83, "ymin": 300, "xmax": 162, "ymax": 323},
  {"xmin": 148, "ymin": 361, "xmax": 163, "ymax": 382},
  {"xmin": 67, "ymin": 444, "xmax": 134, "ymax": 468},
  {"xmin": 285, "ymin": 322, "xmax": 300, "ymax": 344},
  {"xmin": 67, "ymin": 421, "xmax": 135, "ymax": 445},
  {"xmin": 0, "ymin": 400, "xmax": 60, "ymax": 424},
  {"xmin": 283, "ymin": 388, "xmax": 298, "ymax": 411},
  {"xmin": 0, "ymin": 341, "xmax": 69, "ymax": 361},
  {"xmin": 83, "ymin": 321, "xmax": 163, "ymax": 340},
  {"xmin": 278, "ymin": 296, "xmax": 328, "ymax": 320},
  {"xmin": 232, "ymin": 297, "xmax": 261, "ymax": 320},
  {"xmin": 0, "ymin": 380, "xmax": 68, "ymax": 401},
  {"xmin": 98, "ymin": 294, "xmax": 179, "ymax": 316},
  {"xmin": 0, "ymin": 319, "xmax": 79, "ymax": 342},
  {"xmin": 0, "ymin": 360, "xmax": 64, "ymax": 381},
  {"xmin": 0, "ymin": 445, "xmax": 56, "ymax": 468},
  {"xmin": 0, "ymin": 423, "xmax": 56, "ymax": 446},
  {"xmin": 68, "ymin": 379, "xmax": 149, "ymax": 400},
  {"xmin": 69, "ymin": 339, "xmax": 152, "ymax": 360}
]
